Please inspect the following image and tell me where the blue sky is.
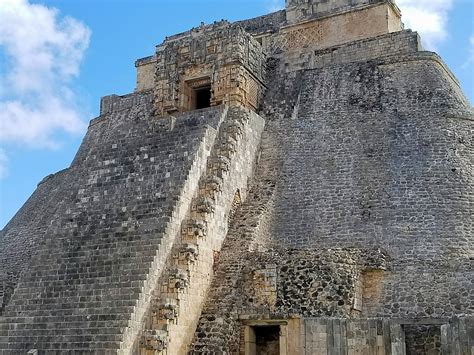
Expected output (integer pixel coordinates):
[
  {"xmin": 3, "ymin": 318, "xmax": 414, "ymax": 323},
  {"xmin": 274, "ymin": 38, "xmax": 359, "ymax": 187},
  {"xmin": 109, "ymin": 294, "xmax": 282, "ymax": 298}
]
[{"xmin": 0, "ymin": 0, "xmax": 473, "ymax": 228}]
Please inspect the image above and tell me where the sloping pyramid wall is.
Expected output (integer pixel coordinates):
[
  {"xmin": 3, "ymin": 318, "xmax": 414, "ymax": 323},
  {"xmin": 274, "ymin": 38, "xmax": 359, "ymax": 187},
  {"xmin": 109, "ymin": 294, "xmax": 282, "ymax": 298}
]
[
  {"xmin": 267, "ymin": 51, "xmax": 472, "ymax": 320},
  {"xmin": 0, "ymin": 92, "xmax": 232, "ymax": 352}
]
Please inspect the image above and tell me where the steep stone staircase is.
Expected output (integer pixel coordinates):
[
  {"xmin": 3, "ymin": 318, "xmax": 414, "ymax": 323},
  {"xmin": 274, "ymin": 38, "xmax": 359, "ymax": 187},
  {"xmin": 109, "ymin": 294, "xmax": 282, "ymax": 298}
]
[
  {"xmin": 138, "ymin": 107, "xmax": 264, "ymax": 354},
  {"xmin": 0, "ymin": 100, "xmax": 225, "ymax": 353},
  {"xmin": 189, "ymin": 127, "xmax": 280, "ymax": 353}
]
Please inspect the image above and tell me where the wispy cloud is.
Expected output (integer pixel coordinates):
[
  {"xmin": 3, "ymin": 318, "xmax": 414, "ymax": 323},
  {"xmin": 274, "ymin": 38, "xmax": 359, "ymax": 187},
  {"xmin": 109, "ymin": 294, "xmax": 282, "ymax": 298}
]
[
  {"xmin": 0, "ymin": 0, "xmax": 90, "ymax": 176},
  {"xmin": 267, "ymin": 0, "xmax": 284, "ymax": 12},
  {"xmin": 396, "ymin": 0, "xmax": 454, "ymax": 51}
]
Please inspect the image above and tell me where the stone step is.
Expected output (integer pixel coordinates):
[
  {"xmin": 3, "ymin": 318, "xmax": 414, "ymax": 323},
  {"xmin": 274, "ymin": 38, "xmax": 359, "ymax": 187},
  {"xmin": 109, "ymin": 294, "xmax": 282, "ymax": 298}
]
[
  {"xmin": 207, "ymin": 155, "xmax": 231, "ymax": 177},
  {"xmin": 0, "ymin": 340, "xmax": 120, "ymax": 351},
  {"xmin": 0, "ymin": 108, "xmax": 230, "ymax": 352},
  {"xmin": 0, "ymin": 333, "xmax": 122, "ymax": 344},
  {"xmin": 199, "ymin": 175, "xmax": 223, "ymax": 198},
  {"xmin": 140, "ymin": 329, "xmax": 168, "ymax": 351},
  {"xmin": 9, "ymin": 285, "xmax": 146, "ymax": 306},
  {"xmin": 216, "ymin": 137, "xmax": 238, "ymax": 158},
  {"xmin": 4, "ymin": 298, "xmax": 137, "ymax": 314},
  {"xmin": 191, "ymin": 196, "xmax": 215, "ymax": 215},
  {"xmin": 0, "ymin": 307, "xmax": 134, "ymax": 322},
  {"xmin": 174, "ymin": 243, "xmax": 199, "ymax": 267},
  {"xmin": 163, "ymin": 269, "xmax": 189, "ymax": 294},
  {"xmin": 135, "ymin": 107, "xmax": 249, "ymax": 352},
  {"xmin": 223, "ymin": 119, "xmax": 244, "ymax": 139},
  {"xmin": 181, "ymin": 219, "xmax": 207, "ymax": 243},
  {"xmin": 4, "ymin": 328, "xmax": 123, "ymax": 341}
]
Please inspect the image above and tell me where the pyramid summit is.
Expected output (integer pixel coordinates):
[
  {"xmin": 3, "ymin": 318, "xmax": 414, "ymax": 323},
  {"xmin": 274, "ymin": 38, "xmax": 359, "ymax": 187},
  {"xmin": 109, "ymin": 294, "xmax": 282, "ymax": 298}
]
[{"xmin": 1, "ymin": 0, "xmax": 473, "ymax": 353}]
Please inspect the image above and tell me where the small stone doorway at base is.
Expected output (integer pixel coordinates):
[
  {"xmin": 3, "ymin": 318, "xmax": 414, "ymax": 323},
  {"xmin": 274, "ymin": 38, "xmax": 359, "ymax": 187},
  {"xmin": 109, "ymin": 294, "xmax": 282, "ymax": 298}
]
[
  {"xmin": 404, "ymin": 324, "xmax": 442, "ymax": 355},
  {"xmin": 245, "ymin": 324, "xmax": 285, "ymax": 355},
  {"xmin": 256, "ymin": 326, "xmax": 280, "ymax": 355}
]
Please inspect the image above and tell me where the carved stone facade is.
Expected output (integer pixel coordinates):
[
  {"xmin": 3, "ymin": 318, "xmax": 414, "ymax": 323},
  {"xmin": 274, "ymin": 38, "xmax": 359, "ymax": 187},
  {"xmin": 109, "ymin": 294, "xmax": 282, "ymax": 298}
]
[{"xmin": 136, "ymin": 22, "xmax": 266, "ymax": 116}]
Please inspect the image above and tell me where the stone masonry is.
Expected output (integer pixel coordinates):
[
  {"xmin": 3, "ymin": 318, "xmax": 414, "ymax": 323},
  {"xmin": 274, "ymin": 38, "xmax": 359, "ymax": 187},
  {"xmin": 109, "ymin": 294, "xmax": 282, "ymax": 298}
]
[{"xmin": 1, "ymin": 0, "xmax": 473, "ymax": 354}]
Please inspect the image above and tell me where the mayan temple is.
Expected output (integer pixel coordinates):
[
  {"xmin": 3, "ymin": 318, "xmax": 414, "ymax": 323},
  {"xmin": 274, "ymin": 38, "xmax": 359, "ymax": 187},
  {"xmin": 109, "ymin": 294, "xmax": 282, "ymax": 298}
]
[{"xmin": 0, "ymin": 0, "xmax": 473, "ymax": 353}]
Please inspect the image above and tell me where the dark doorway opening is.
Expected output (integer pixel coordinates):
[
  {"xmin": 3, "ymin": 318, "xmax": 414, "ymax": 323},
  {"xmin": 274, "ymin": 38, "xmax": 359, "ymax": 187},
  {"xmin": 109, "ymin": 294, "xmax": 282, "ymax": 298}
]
[
  {"xmin": 194, "ymin": 86, "xmax": 211, "ymax": 109},
  {"xmin": 255, "ymin": 325, "xmax": 280, "ymax": 355},
  {"xmin": 404, "ymin": 325, "xmax": 442, "ymax": 355}
]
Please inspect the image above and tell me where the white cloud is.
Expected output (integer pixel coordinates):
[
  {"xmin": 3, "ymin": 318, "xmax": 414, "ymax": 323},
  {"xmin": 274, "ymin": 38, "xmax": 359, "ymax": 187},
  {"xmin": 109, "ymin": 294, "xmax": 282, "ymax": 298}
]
[
  {"xmin": 396, "ymin": 0, "xmax": 454, "ymax": 51},
  {"xmin": 0, "ymin": 0, "xmax": 90, "ymax": 150}
]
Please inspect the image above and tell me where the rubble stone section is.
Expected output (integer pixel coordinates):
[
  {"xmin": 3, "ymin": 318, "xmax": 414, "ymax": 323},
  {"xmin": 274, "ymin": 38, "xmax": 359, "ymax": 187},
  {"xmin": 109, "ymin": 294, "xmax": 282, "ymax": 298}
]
[{"xmin": 191, "ymin": 247, "xmax": 390, "ymax": 353}]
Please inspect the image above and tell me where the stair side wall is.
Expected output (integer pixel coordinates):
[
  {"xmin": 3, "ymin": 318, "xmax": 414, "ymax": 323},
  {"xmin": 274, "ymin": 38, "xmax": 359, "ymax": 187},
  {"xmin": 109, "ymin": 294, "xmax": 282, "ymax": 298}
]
[{"xmin": 147, "ymin": 107, "xmax": 265, "ymax": 354}]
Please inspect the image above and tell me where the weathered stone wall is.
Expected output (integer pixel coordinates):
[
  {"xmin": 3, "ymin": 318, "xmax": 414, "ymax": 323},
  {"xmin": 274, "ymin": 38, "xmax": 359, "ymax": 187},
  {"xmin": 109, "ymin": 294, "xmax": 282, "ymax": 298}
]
[
  {"xmin": 265, "ymin": 55, "xmax": 472, "ymax": 319},
  {"xmin": 284, "ymin": 30, "xmax": 422, "ymax": 72},
  {"xmin": 237, "ymin": 10, "xmax": 286, "ymax": 36},
  {"xmin": 285, "ymin": 0, "xmax": 396, "ymax": 25},
  {"xmin": 300, "ymin": 317, "xmax": 473, "ymax": 354},
  {"xmin": 0, "ymin": 169, "xmax": 69, "ymax": 315},
  {"xmin": 280, "ymin": 3, "xmax": 402, "ymax": 56},
  {"xmin": 135, "ymin": 56, "xmax": 156, "ymax": 92},
  {"xmin": 302, "ymin": 318, "xmax": 405, "ymax": 354}
]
